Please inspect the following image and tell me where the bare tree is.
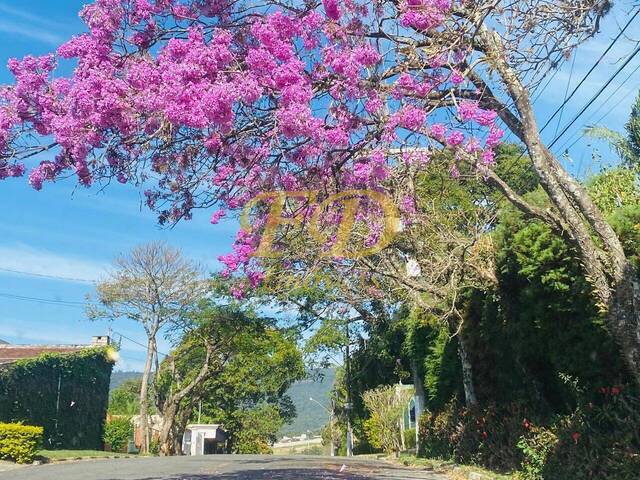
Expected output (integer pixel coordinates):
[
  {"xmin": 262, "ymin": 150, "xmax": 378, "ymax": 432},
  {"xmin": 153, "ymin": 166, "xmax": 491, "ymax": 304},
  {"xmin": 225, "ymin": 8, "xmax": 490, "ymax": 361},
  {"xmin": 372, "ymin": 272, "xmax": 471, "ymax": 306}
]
[{"xmin": 88, "ymin": 242, "xmax": 204, "ymax": 454}]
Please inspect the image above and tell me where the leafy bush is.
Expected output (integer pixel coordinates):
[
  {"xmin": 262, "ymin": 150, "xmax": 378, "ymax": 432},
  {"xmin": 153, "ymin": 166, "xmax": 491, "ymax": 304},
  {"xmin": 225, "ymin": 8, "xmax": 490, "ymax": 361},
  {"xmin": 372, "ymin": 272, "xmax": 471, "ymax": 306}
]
[
  {"xmin": 149, "ymin": 439, "xmax": 160, "ymax": 455},
  {"xmin": 300, "ymin": 445, "xmax": 324, "ymax": 455},
  {"xmin": 418, "ymin": 389, "xmax": 640, "ymax": 479},
  {"xmin": 103, "ymin": 417, "xmax": 132, "ymax": 452},
  {"xmin": 362, "ymin": 385, "xmax": 413, "ymax": 457},
  {"xmin": 516, "ymin": 426, "xmax": 558, "ymax": 480},
  {"xmin": 418, "ymin": 401, "xmax": 457, "ymax": 459},
  {"xmin": 232, "ymin": 405, "xmax": 283, "ymax": 454},
  {"xmin": 404, "ymin": 427, "xmax": 416, "ymax": 450},
  {"xmin": 0, "ymin": 423, "xmax": 43, "ymax": 464}
]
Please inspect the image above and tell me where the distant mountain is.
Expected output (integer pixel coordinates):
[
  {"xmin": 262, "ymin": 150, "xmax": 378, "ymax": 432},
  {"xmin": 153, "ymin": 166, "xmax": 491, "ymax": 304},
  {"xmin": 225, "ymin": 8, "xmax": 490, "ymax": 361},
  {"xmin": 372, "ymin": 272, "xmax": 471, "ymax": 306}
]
[
  {"xmin": 279, "ymin": 368, "xmax": 336, "ymax": 437},
  {"xmin": 110, "ymin": 371, "xmax": 142, "ymax": 391},
  {"xmin": 109, "ymin": 368, "xmax": 336, "ymax": 437}
]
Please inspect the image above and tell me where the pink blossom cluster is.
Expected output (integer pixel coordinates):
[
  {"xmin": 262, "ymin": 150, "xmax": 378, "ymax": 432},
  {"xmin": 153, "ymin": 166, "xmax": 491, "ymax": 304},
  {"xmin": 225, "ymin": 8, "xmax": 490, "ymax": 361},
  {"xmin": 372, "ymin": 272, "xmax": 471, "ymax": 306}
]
[
  {"xmin": 458, "ymin": 101, "xmax": 498, "ymax": 126},
  {"xmin": 218, "ymin": 230, "xmax": 258, "ymax": 275},
  {"xmin": 0, "ymin": 0, "xmax": 505, "ymax": 295},
  {"xmin": 400, "ymin": 0, "xmax": 452, "ymax": 30}
]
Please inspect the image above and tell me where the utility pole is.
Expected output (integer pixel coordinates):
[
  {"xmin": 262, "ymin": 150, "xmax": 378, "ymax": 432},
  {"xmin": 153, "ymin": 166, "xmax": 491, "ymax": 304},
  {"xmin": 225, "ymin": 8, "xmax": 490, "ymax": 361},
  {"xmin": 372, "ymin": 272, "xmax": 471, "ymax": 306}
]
[
  {"xmin": 52, "ymin": 373, "xmax": 62, "ymax": 448},
  {"xmin": 344, "ymin": 318, "xmax": 353, "ymax": 457},
  {"xmin": 310, "ymin": 397, "xmax": 335, "ymax": 456},
  {"xmin": 329, "ymin": 399, "xmax": 336, "ymax": 457}
]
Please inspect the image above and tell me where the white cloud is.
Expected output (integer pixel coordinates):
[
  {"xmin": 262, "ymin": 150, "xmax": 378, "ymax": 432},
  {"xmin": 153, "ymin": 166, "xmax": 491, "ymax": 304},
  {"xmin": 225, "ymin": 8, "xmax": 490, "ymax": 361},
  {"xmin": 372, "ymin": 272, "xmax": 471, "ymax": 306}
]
[
  {"xmin": 0, "ymin": 4, "xmax": 66, "ymax": 45},
  {"xmin": 0, "ymin": 244, "xmax": 109, "ymax": 283},
  {"xmin": 0, "ymin": 20, "xmax": 64, "ymax": 46},
  {"xmin": 0, "ymin": 4, "xmax": 63, "ymax": 28}
]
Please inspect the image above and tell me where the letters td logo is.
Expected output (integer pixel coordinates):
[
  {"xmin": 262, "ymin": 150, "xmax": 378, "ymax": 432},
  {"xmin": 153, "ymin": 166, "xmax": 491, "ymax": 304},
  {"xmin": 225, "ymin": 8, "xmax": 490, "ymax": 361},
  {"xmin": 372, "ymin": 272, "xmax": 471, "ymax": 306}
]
[{"xmin": 240, "ymin": 190, "xmax": 402, "ymax": 259}]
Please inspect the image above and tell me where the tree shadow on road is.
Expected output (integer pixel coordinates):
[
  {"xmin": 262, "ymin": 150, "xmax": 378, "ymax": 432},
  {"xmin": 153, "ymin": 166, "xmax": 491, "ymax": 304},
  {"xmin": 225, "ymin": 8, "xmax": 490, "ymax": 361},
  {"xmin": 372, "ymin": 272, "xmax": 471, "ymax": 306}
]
[{"xmin": 103, "ymin": 467, "xmax": 371, "ymax": 480}]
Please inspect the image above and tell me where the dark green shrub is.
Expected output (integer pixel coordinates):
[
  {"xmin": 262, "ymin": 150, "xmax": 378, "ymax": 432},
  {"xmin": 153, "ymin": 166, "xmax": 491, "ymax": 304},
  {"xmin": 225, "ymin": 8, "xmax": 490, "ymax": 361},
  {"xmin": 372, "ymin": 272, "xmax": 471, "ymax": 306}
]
[
  {"xmin": 0, "ymin": 348, "xmax": 115, "ymax": 450},
  {"xmin": 540, "ymin": 387, "xmax": 640, "ymax": 480},
  {"xmin": 419, "ymin": 401, "xmax": 532, "ymax": 472},
  {"xmin": 103, "ymin": 417, "xmax": 133, "ymax": 452},
  {"xmin": 418, "ymin": 400, "xmax": 457, "ymax": 459},
  {"xmin": 0, "ymin": 423, "xmax": 43, "ymax": 464}
]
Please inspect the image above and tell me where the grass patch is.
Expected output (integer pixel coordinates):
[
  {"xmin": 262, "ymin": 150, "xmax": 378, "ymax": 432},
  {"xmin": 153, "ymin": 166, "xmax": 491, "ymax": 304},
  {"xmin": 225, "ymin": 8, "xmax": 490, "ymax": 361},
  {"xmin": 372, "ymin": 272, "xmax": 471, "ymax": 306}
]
[{"xmin": 38, "ymin": 450, "xmax": 131, "ymax": 461}]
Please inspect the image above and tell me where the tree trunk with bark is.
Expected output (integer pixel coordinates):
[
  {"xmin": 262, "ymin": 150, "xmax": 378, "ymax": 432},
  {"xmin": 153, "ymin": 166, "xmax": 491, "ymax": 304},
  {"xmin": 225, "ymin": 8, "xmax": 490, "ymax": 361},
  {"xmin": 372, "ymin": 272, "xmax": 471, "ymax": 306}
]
[
  {"xmin": 471, "ymin": 24, "xmax": 640, "ymax": 385},
  {"xmin": 457, "ymin": 333, "xmax": 478, "ymax": 407},
  {"xmin": 158, "ymin": 346, "xmax": 213, "ymax": 456},
  {"xmin": 159, "ymin": 402, "xmax": 180, "ymax": 456},
  {"xmin": 409, "ymin": 358, "xmax": 426, "ymax": 451},
  {"xmin": 138, "ymin": 336, "xmax": 156, "ymax": 454}
]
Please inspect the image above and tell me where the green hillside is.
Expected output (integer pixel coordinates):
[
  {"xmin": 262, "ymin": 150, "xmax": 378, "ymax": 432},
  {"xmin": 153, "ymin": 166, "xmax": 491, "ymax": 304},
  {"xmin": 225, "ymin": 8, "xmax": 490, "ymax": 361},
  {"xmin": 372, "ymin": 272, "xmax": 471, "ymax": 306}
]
[
  {"xmin": 110, "ymin": 371, "xmax": 142, "ymax": 391},
  {"xmin": 278, "ymin": 368, "xmax": 336, "ymax": 437}
]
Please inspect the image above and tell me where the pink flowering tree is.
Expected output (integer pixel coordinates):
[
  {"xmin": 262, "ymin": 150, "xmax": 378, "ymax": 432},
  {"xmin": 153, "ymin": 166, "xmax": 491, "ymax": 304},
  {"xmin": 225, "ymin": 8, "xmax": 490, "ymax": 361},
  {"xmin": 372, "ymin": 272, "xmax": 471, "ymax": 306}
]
[{"xmin": 1, "ymin": 0, "xmax": 639, "ymax": 385}]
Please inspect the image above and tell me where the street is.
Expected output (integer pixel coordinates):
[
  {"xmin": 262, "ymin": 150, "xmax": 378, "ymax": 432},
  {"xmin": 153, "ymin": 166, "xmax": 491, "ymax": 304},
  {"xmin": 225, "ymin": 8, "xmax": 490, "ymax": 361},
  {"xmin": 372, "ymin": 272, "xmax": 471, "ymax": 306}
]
[{"xmin": 0, "ymin": 455, "xmax": 447, "ymax": 480}]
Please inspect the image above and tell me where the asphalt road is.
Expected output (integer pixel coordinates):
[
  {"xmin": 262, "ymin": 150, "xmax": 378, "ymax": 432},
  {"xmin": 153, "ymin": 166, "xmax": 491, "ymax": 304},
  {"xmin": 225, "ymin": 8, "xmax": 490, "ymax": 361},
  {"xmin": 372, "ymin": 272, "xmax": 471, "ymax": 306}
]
[{"xmin": 0, "ymin": 455, "xmax": 447, "ymax": 480}]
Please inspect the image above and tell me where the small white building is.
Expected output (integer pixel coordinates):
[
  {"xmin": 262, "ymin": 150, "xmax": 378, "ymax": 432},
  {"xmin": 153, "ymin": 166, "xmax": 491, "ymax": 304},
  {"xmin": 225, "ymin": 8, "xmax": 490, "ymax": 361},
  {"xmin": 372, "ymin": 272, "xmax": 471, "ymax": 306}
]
[{"xmin": 182, "ymin": 424, "xmax": 227, "ymax": 455}]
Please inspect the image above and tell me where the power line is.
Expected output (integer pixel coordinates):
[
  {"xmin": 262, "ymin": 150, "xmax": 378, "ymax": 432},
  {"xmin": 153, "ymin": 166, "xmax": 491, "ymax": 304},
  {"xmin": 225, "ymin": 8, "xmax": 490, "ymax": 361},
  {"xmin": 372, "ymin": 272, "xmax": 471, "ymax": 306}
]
[
  {"xmin": 0, "ymin": 267, "xmax": 97, "ymax": 284},
  {"xmin": 114, "ymin": 331, "xmax": 169, "ymax": 357},
  {"xmin": 531, "ymin": 49, "xmax": 571, "ymax": 104},
  {"xmin": 554, "ymin": 59, "xmax": 640, "ymax": 155},
  {"xmin": 548, "ymin": 41, "xmax": 640, "ymax": 150},
  {"xmin": 499, "ymin": 11, "xmax": 640, "ymax": 178},
  {"xmin": 537, "ymin": 9, "xmax": 640, "ymax": 135},
  {"xmin": 553, "ymin": 51, "xmax": 578, "ymax": 139},
  {"xmin": 0, "ymin": 293, "xmax": 170, "ymax": 357},
  {"xmin": 502, "ymin": 50, "xmax": 568, "ymax": 143},
  {"xmin": 560, "ymin": 94, "xmax": 633, "ymax": 160},
  {"xmin": 0, "ymin": 291, "xmax": 90, "ymax": 308}
]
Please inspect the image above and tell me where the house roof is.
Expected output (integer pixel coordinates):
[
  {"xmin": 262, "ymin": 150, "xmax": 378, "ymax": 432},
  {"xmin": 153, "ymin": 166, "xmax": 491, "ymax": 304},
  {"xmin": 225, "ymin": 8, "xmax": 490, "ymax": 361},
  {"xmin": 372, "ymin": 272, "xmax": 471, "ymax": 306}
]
[
  {"xmin": 0, "ymin": 344, "xmax": 89, "ymax": 365},
  {"xmin": 185, "ymin": 424, "xmax": 225, "ymax": 430}
]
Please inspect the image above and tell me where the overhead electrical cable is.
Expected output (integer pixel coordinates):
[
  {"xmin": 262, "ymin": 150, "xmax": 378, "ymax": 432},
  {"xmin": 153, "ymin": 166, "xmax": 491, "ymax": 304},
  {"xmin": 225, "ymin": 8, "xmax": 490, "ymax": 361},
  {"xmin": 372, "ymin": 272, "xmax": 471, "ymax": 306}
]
[{"xmin": 0, "ymin": 267, "xmax": 97, "ymax": 284}]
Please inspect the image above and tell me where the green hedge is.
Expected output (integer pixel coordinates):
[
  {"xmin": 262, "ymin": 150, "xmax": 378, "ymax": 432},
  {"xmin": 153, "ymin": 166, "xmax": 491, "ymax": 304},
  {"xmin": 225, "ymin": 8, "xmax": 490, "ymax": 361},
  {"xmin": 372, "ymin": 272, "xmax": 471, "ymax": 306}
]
[
  {"xmin": 0, "ymin": 348, "xmax": 114, "ymax": 450},
  {"xmin": 0, "ymin": 423, "xmax": 43, "ymax": 463}
]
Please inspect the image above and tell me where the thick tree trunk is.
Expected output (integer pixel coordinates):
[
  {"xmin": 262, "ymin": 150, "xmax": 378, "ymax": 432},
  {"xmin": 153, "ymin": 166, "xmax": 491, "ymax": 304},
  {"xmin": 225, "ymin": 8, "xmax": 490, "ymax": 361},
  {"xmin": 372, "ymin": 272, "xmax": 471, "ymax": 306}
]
[
  {"xmin": 457, "ymin": 334, "xmax": 478, "ymax": 407},
  {"xmin": 474, "ymin": 24, "xmax": 640, "ymax": 385},
  {"xmin": 610, "ymin": 265, "xmax": 640, "ymax": 382},
  {"xmin": 159, "ymin": 402, "xmax": 179, "ymax": 456},
  {"xmin": 157, "ymin": 347, "xmax": 214, "ymax": 456},
  {"xmin": 409, "ymin": 359, "xmax": 425, "ymax": 451},
  {"xmin": 138, "ymin": 336, "xmax": 156, "ymax": 454}
]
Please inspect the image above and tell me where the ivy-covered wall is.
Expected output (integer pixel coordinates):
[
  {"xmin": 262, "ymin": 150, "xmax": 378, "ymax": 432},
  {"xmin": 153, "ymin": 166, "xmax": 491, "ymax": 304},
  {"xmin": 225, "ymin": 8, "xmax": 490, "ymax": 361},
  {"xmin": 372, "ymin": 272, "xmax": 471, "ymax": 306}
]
[{"xmin": 0, "ymin": 348, "xmax": 115, "ymax": 450}]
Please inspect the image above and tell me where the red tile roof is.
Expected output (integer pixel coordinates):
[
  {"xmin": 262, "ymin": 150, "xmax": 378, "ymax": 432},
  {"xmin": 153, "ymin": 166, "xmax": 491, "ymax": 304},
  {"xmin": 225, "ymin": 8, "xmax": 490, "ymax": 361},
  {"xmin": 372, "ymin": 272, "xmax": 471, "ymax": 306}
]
[{"xmin": 0, "ymin": 344, "xmax": 89, "ymax": 365}]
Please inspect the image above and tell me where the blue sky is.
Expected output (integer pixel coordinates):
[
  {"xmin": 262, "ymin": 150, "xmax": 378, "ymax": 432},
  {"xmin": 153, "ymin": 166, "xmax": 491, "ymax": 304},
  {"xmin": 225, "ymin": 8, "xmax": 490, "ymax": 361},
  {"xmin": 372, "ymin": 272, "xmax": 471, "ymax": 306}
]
[{"xmin": 0, "ymin": 1, "xmax": 638, "ymax": 370}]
